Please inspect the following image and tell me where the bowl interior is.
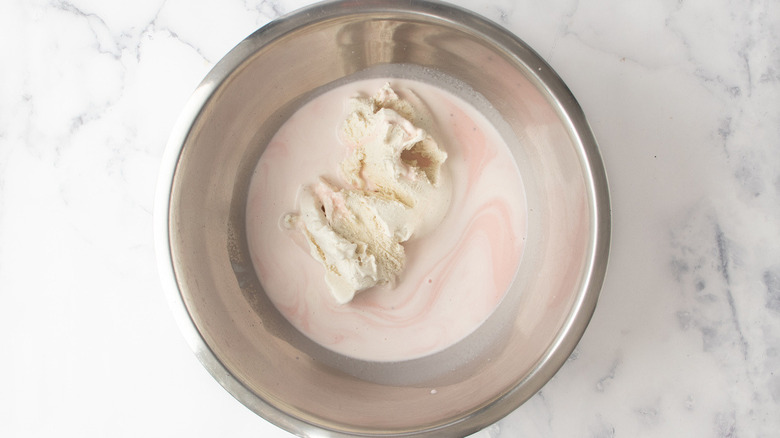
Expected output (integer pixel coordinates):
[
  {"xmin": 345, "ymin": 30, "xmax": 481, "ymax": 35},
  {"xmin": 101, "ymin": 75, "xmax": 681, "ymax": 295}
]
[{"xmin": 164, "ymin": 3, "xmax": 608, "ymax": 436}]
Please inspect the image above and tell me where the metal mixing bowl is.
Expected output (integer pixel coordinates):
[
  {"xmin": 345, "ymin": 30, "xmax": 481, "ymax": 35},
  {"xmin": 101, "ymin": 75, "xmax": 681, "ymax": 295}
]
[{"xmin": 155, "ymin": 0, "xmax": 610, "ymax": 436}]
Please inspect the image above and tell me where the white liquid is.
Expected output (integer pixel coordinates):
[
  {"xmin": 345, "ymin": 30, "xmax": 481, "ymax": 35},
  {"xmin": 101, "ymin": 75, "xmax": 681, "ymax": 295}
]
[{"xmin": 246, "ymin": 77, "xmax": 527, "ymax": 362}]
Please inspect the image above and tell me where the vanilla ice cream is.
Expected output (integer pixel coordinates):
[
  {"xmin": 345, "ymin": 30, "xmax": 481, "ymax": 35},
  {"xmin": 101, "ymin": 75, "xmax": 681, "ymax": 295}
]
[{"xmin": 285, "ymin": 83, "xmax": 450, "ymax": 304}]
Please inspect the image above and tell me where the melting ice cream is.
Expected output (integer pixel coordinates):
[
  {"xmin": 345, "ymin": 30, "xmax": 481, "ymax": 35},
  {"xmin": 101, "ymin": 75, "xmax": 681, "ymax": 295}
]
[{"xmin": 285, "ymin": 84, "xmax": 451, "ymax": 304}]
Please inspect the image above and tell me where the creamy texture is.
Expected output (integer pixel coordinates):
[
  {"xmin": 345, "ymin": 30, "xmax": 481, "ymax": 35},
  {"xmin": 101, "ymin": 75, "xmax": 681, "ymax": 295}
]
[
  {"xmin": 284, "ymin": 84, "xmax": 450, "ymax": 304},
  {"xmin": 247, "ymin": 78, "xmax": 526, "ymax": 362}
]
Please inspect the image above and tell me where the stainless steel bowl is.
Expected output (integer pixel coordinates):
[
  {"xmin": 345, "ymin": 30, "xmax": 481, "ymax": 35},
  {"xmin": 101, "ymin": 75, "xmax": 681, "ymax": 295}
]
[{"xmin": 155, "ymin": 0, "xmax": 610, "ymax": 436}]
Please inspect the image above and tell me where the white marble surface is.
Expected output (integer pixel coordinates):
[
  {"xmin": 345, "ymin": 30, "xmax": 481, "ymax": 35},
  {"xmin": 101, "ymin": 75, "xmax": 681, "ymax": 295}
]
[{"xmin": 1, "ymin": 0, "xmax": 778, "ymax": 436}]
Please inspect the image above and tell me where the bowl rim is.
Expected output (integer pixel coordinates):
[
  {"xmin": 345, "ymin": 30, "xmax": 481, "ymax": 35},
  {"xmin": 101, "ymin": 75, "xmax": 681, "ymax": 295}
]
[{"xmin": 154, "ymin": 0, "xmax": 611, "ymax": 436}]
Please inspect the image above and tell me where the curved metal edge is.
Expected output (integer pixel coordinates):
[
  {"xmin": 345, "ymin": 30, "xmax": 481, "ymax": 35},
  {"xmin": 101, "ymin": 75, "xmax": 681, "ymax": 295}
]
[
  {"xmin": 151, "ymin": 7, "xmax": 333, "ymax": 436},
  {"xmin": 453, "ymin": 14, "xmax": 613, "ymax": 438},
  {"xmin": 153, "ymin": 0, "xmax": 612, "ymax": 437}
]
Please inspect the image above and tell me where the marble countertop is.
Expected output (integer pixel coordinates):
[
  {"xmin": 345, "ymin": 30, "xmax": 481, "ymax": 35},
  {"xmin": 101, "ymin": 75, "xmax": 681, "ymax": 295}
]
[{"xmin": 2, "ymin": 0, "xmax": 778, "ymax": 436}]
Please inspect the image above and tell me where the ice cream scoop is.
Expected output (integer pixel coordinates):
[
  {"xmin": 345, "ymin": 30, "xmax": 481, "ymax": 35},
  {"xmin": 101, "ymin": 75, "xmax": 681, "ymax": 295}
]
[{"xmin": 287, "ymin": 83, "xmax": 450, "ymax": 303}]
